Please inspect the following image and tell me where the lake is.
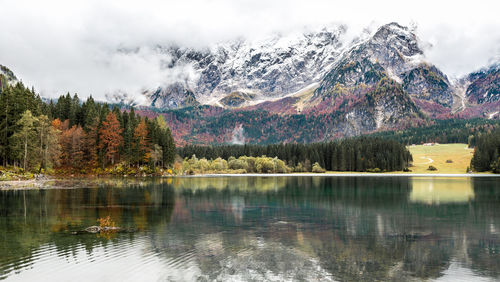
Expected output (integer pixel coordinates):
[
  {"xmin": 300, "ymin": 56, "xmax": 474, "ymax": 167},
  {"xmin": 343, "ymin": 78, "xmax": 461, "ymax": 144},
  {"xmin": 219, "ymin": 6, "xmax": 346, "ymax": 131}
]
[{"xmin": 0, "ymin": 176, "xmax": 499, "ymax": 281}]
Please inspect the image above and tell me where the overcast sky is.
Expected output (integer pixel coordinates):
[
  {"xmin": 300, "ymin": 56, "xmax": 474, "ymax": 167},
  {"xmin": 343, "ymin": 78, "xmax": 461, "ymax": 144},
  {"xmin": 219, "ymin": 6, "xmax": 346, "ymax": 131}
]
[{"xmin": 0, "ymin": 0, "xmax": 498, "ymax": 100}]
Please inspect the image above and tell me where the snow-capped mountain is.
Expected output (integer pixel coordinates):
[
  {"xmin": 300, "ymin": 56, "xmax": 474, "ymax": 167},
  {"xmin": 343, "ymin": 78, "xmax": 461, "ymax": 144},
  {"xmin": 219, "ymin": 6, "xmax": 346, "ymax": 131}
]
[
  {"xmin": 145, "ymin": 25, "xmax": 348, "ymax": 108},
  {"xmin": 141, "ymin": 22, "xmax": 482, "ymax": 113},
  {"xmin": 315, "ymin": 23, "xmax": 453, "ymax": 107}
]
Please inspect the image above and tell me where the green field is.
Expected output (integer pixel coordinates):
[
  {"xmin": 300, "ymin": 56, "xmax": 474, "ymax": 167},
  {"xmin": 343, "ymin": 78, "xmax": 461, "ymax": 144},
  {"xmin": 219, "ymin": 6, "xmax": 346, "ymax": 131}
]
[{"xmin": 407, "ymin": 143, "xmax": 474, "ymax": 174}]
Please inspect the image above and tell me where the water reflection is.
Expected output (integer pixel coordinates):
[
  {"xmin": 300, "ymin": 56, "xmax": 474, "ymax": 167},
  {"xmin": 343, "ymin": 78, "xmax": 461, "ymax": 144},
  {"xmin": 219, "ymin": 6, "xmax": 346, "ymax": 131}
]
[
  {"xmin": 0, "ymin": 176, "xmax": 499, "ymax": 281},
  {"xmin": 410, "ymin": 177, "xmax": 474, "ymax": 204}
]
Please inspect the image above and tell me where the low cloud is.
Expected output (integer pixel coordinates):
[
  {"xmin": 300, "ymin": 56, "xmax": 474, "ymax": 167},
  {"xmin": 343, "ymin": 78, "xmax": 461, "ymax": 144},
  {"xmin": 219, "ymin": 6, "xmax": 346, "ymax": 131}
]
[
  {"xmin": 0, "ymin": 0, "xmax": 498, "ymax": 100},
  {"xmin": 231, "ymin": 124, "xmax": 246, "ymax": 145}
]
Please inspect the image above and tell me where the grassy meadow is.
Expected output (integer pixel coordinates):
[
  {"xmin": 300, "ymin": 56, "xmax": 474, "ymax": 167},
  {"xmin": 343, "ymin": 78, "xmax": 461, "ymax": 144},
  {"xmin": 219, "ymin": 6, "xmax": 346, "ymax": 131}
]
[{"xmin": 407, "ymin": 143, "xmax": 474, "ymax": 174}]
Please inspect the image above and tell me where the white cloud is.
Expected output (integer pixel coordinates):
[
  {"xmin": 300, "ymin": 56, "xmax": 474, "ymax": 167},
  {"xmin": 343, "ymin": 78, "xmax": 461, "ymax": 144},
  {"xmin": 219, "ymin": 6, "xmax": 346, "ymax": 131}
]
[{"xmin": 0, "ymin": 0, "xmax": 498, "ymax": 100}]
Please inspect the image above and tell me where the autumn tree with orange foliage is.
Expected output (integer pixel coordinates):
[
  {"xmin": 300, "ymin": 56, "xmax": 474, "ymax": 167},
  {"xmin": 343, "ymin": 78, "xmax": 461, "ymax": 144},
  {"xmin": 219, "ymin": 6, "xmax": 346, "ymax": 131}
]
[
  {"xmin": 59, "ymin": 125, "xmax": 86, "ymax": 168},
  {"xmin": 133, "ymin": 118, "xmax": 150, "ymax": 165},
  {"xmin": 84, "ymin": 116, "xmax": 99, "ymax": 168},
  {"xmin": 99, "ymin": 112, "xmax": 123, "ymax": 165}
]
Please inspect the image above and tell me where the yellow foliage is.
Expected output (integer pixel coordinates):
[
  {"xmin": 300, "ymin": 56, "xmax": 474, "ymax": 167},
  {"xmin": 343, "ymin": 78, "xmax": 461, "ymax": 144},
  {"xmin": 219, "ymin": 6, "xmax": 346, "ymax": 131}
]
[{"xmin": 97, "ymin": 215, "xmax": 115, "ymax": 228}]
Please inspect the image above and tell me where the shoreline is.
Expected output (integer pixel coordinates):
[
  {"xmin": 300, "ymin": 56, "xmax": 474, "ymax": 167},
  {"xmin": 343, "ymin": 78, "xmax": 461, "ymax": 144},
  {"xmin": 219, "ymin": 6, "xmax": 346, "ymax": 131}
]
[
  {"xmin": 1, "ymin": 173, "xmax": 498, "ymax": 190},
  {"xmin": 0, "ymin": 178, "xmax": 52, "ymax": 190}
]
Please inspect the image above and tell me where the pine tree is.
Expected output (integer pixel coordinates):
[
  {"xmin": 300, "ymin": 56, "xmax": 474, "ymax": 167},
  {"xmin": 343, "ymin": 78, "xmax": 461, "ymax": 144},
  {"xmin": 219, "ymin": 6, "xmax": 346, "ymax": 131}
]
[
  {"xmin": 163, "ymin": 127, "xmax": 176, "ymax": 167},
  {"xmin": 82, "ymin": 96, "xmax": 98, "ymax": 129},
  {"xmin": 37, "ymin": 115, "xmax": 55, "ymax": 171},
  {"xmin": 0, "ymin": 85, "xmax": 11, "ymax": 166}
]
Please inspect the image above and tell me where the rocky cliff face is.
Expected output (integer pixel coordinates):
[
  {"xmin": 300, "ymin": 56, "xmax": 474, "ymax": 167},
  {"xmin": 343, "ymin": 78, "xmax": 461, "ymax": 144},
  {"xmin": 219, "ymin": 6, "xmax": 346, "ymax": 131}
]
[
  {"xmin": 464, "ymin": 64, "xmax": 499, "ymax": 104},
  {"xmin": 402, "ymin": 63, "xmax": 453, "ymax": 106},
  {"xmin": 148, "ymin": 83, "xmax": 199, "ymax": 109}
]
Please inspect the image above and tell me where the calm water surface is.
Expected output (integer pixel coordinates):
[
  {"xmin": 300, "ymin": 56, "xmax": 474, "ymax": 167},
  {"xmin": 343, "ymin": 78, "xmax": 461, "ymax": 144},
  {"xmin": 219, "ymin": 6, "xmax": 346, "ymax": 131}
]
[{"xmin": 0, "ymin": 176, "xmax": 499, "ymax": 281}]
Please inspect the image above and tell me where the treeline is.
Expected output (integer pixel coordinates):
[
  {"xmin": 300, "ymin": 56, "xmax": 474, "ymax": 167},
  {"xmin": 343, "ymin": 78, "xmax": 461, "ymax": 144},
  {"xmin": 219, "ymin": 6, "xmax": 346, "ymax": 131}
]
[
  {"xmin": 368, "ymin": 118, "xmax": 500, "ymax": 145},
  {"xmin": 178, "ymin": 137, "xmax": 412, "ymax": 172},
  {"xmin": 0, "ymin": 76, "xmax": 175, "ymax": 173},
  {"xmin": 470, "ymin": 129, "xmax": 500, "ymax": 173}
]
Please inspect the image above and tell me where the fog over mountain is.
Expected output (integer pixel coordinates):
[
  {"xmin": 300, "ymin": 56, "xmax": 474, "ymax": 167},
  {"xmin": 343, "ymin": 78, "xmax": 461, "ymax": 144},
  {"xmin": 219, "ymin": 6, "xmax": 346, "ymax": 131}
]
[{"xmin": 0, "ymin": 0, "xmax": 498, "ymax": 101}]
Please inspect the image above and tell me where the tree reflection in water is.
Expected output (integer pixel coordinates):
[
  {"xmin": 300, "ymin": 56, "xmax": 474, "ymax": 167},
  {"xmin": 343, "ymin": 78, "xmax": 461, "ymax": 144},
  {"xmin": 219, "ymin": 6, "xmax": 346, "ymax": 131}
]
[{"xmin": 0, "ymin": 176, "xmax": 499, "ymax": 281}]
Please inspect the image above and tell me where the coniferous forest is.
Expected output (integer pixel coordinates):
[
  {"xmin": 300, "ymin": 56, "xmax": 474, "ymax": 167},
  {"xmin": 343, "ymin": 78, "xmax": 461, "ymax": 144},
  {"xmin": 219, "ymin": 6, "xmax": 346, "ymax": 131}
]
[
  {"xmin": 0, "ymin": 76, "xmax": 176, "ymax": 174},
  {"xmin": 178, "ymin": 138, "xmax": 412, "ymax": 172},
  {"xmin": 470, "ymin": 129, "xmax": 500, "ymax": 173}
]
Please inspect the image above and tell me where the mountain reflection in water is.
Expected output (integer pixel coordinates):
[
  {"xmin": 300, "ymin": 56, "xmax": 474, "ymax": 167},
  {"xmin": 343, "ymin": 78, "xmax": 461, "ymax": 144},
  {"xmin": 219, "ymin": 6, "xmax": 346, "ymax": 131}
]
[{"xmin": 0, "ymin": 176, "xmax": 499, "ymax": 281}]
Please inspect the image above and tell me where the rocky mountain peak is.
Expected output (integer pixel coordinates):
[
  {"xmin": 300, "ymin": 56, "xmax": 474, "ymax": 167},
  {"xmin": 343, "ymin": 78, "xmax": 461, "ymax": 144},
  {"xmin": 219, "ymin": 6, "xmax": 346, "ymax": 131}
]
[
  {"xmin": 315, "ymin": 22, "xmax": 455, "ymax": 108},
  {"xmin": 363, "ymin": 24, "xmax": 418, "ymax": 71}
]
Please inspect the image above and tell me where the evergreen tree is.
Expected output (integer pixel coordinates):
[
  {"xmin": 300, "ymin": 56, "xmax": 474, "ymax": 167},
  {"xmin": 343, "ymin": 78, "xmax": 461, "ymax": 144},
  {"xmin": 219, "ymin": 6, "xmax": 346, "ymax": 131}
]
[
  {"xmin": 163, "ymin": 127, "xmax": 176, "ymax": 167},
  {"xmin": 471, "ymin": 129, "xmax": 500, "ymax": 173}
]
